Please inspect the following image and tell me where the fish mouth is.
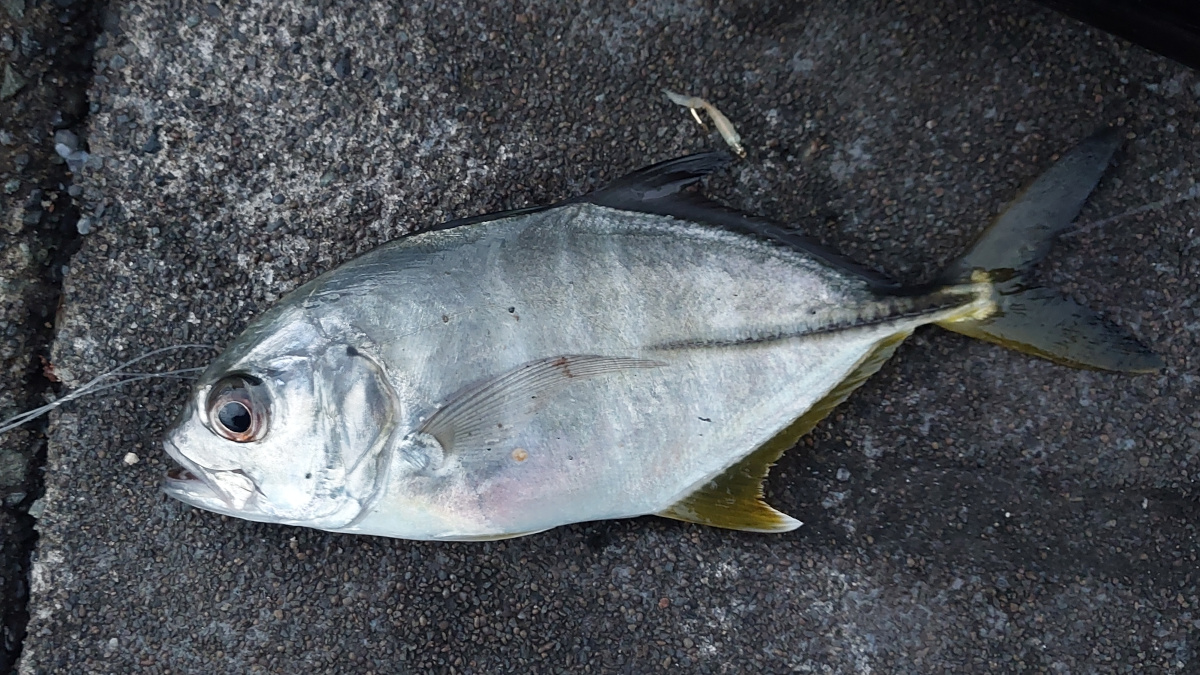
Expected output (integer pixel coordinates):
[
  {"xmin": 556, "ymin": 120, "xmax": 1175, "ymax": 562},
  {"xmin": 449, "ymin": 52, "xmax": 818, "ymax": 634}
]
[
  {"xmin": 161, "ymin": 441, "xmax": 266, "ymax": 519},
  {"xmin": 162, "ymin": 463, "xmax": 219, "ymax": 500}
]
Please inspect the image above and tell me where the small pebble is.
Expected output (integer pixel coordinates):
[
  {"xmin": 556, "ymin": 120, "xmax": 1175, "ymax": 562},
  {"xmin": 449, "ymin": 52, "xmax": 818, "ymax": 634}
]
[
  {"xmin": 334, "ymin": 53, "xmax": 352, "ymax": 79},
  {"xmin": 3, "ymin": 0, "xmax": 24, "ymax": 20},
  {"xmin": 1, "ymin": 64, "xmax": 27, "ymax": 99},
  {"xmin": 836, "ymin": 467, "xmax": 851, "ymax": 482},
  {"xmin": 27, "ymin": 497, "xmax": 45, "ymax": 520},
  {"xmin": 76, "ymin": 217, "xmax": 91, "ymax": 235},
  {"xmin": 53, "ymin": 129, "xmax": 79, "ymax": 150},
  {"xmin": 123, "ymin": 452, "xmax": 139, "ymax": 465},
  {"xmin": 141, "ymin": 133, "xmax": 162, "ymax": 154}
]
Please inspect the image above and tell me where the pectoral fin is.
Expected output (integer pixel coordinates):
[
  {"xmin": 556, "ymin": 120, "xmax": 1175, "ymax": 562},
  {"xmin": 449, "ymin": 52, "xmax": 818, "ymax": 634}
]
[
  {"xmin": 418, "ymin": 355, "xmax": 662, "ymax": 455},
  {"xmin": 658, "ymin": 331, "xmax": 910, "ymax": 532}
]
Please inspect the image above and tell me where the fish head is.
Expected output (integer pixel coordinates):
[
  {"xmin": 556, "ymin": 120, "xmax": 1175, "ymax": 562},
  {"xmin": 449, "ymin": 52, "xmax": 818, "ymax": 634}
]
[{"xmin": 162, "ymin": 308, "xmax": 399, "ymax": 530}]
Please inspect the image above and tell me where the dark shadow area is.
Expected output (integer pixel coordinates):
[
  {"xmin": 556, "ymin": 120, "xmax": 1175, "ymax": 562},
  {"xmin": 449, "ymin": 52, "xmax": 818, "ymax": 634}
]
[
  {"xmin": 0, "ymin": 0, "xmax": 104, "ymax": 671},
  {"xmin": 1035, "ymin": 0, "xmax": 1200, "ymax": 71}
]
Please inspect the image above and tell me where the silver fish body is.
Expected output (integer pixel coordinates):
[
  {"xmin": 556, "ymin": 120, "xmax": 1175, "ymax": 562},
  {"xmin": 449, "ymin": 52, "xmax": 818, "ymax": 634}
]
[{"xmin": 163, "ymin": 134, "xmax": 1161, "ymax": 540}]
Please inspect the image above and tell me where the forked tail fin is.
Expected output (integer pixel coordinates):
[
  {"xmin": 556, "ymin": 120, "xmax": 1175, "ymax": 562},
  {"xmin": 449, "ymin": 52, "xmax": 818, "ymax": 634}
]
[{"xmin": 935, "ymin": 127, "xmax": 1163, "ymax": 373}]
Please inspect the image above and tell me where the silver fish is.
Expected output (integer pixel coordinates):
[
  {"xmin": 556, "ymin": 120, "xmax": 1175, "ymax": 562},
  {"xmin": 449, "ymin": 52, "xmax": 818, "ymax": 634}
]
[{"xmin": 163, "ymin": 128, "xmax": 1161, "ymax": 541}]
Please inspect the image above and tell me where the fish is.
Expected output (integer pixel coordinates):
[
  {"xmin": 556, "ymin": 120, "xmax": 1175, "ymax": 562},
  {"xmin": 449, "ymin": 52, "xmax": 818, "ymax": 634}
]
[
  {"xmin": 663, "ymin": 88, "xmax": 747, "ymax": 157},
  {"xmin": 161, "ymin": 128, "xmax": 1162, "ymax": 541}
]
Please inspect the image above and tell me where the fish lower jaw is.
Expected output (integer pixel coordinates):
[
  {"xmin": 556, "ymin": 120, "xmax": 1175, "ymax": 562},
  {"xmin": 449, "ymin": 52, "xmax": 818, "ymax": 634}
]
[
  {"xmin": 162, "ymin": 463, "xmax": 373, "ymax": 531},
  {"xmin": 161, "ymin": 464, "xmax": 228, "ymax": 509}
]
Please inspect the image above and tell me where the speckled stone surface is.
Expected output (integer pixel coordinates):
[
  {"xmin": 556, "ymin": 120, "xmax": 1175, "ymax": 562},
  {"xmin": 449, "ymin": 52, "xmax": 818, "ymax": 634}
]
[{"xmin": 21, "ymin": 0, "xmax": 1199, "ymax": 672}]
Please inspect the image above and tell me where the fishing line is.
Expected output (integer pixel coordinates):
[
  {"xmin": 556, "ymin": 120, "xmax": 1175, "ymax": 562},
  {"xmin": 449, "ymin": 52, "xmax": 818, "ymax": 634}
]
[
  {"xmin": 1065, "ymin": 183, "xmax": 1200, "ymax": 238},
  {"xmin": 0, "ymin": 345, "xmax": 215, "ymax": 436}
]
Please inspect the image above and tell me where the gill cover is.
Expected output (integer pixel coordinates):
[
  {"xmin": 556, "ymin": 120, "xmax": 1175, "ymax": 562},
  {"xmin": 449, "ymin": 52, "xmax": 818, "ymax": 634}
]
[{"xmin": 306, "ymin": 343, "xmax": 400, "ymax": 519}]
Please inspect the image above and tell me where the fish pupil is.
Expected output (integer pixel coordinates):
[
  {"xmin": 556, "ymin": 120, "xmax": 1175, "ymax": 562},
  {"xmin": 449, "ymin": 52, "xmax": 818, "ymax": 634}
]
[{"xmin": 218, "ymin": 401, "xmax": 252, "ymax": 433}]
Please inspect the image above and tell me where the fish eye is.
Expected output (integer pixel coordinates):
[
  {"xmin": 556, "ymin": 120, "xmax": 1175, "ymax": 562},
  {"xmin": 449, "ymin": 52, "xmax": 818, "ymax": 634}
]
[
  {"xmin": 218, "ymin": 401, "xmax": 251, "ymax": 433},
  {"xmin": 206, "ymin": 375, "xmax": 267, "ymax": 442}
]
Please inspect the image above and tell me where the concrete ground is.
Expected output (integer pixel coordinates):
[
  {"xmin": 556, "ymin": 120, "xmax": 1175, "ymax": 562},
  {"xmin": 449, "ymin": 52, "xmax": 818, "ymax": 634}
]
[{"xmin": 17, "ymin": 0, "xmax": 1200, "ymax": 672}]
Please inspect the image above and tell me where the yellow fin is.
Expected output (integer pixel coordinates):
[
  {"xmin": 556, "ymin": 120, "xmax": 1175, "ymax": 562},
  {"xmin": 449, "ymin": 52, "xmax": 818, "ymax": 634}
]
[
  {"xmin": 936, "ymin": 286, "xmax": 1163, "ymax": 373},
  {"xmin": 657, "ymin": 331, "xmax": 911, "ymax": 532}
]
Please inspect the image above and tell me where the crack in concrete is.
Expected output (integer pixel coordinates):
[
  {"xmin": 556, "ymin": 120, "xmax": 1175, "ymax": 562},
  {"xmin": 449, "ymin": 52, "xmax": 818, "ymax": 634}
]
[{"xmin": 0, "ymin": 0, "xmax": 103, "ymax": 670}]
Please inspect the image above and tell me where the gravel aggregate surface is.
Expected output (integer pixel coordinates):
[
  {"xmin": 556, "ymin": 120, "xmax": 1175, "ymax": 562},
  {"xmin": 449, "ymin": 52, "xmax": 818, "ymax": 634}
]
[{"xmin": 19, "ymin": 0, "xmax": 1200, "ymax": 672}]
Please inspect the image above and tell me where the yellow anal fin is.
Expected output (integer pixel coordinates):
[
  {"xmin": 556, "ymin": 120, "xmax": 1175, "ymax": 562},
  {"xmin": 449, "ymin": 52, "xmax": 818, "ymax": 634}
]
[{"xmin": 657, "ymin": 331, "xmax": 911, "ymax": 533}]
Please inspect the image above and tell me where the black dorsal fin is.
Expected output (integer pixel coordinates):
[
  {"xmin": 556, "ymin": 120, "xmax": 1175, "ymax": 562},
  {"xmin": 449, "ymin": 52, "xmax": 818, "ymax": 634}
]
[
  {"xmin": 578, "ymin": 153, "xmax": 897, "ymax": 288},
  {"xmin": 422, "ymin": 153, "xmax": 730, "ymax": 234},
  {"xmin": 572, "ymin": 152, "xmax": 733, "ymax": 209},
  {"xmin": 426, "ymin": 204, "xmax": 552, "ymax": 233}
]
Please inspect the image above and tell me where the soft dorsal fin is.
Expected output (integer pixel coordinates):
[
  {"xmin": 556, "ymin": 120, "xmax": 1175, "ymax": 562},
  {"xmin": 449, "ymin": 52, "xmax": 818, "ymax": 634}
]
[
  {"xmin": 578, "ymin": 153, "xmax": 897, "ymax": 288},
  {"xmin": 424, "ymin": 153, "xmax": 731, "ymax": 234},
  {"xmin": 574, "ymin": 152, "xmax": 733, "ymax": 208},
  {"xmin": 657, "ymin": 331, "xmax": 911, "ymax": 532}
]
